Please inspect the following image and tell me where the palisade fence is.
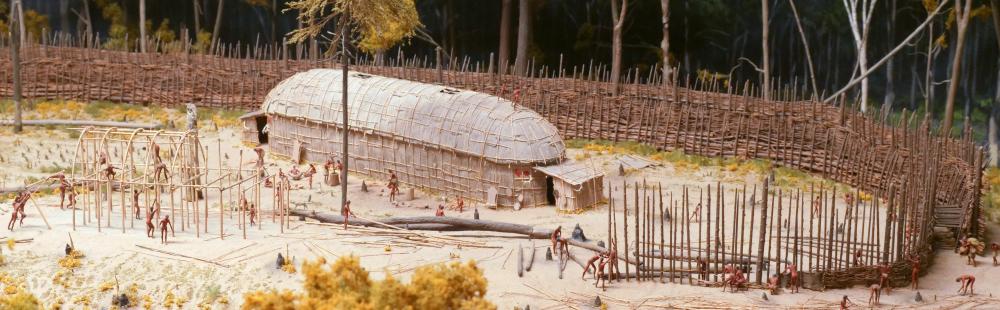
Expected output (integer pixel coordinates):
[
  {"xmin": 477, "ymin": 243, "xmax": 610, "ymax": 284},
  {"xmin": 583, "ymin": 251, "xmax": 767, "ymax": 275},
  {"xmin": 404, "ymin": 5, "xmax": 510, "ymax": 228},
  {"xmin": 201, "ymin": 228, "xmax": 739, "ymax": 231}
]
[{"xmin": 0, "ymin": 33, "xmax": 983, "ymax": 289}]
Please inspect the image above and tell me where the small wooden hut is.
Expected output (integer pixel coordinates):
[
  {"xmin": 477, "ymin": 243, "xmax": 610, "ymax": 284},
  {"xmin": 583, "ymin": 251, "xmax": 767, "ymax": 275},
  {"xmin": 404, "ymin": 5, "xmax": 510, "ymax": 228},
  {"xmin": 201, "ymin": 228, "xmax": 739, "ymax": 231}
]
[
  {"xmin": 244, "ymin": 69, "xmax": 603, "ymax": 209},
  {"xmin": 238, "ymin": 110, "xmax": 268, "ymax": 145}
]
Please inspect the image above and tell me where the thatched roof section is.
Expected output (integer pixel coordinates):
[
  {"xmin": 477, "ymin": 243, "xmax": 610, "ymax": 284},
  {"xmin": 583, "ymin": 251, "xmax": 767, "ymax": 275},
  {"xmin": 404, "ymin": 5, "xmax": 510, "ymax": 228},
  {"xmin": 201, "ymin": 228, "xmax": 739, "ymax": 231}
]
[
  {"xmin": 262, "ymin": 69, "xmax": 565, "ymax": 164},
  {"xmin": 534, "ymin": 161, "xmax": 603, "ymax": 186}
]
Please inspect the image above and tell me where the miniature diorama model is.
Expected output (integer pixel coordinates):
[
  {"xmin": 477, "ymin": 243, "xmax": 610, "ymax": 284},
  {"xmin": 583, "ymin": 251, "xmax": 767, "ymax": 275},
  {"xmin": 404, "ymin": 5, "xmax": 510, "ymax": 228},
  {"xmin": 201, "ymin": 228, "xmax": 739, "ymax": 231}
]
[{"xmin": 241, "ymin": 69, "xmax": 604, "ymax": 210}]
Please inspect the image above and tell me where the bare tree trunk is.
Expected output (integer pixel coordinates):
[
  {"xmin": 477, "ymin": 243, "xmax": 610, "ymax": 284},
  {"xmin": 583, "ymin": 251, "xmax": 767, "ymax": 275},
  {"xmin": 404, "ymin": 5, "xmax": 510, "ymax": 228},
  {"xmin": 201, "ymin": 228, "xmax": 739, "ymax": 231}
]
[
  {"xmin": 498, "ymin": 0, "xmax": 513, "ymax": 74},
  {"xmin": 211, "ymin": 0, "xmax": 224, "ymax": 52},
  {"xmin": 883, "ymin": 0, "xmax": 896, "ymax": 112},
  {"xmin": 10, "ymin": 0, "xmax": 23, "ymax": 133},
  {"xmin": 193, "ymin": 0, "xmax": 202, "ymax": 35},
  {"xmin": 513, "ymin": 0, "xmax": 532, "ymax": 76},
  {"xmin": 925, "ymin": 22, "xmax": 936, "ymax": 121},
  {"xmin": 990, "ymin": 0, "xmax": 1000, "ymax": 166},
  {"xmin": 842, "ymin": 0, "xmax": 877, "ymax": 112},
  {"xmin": 822, "ymin": 0, "xmax": 946, "ymax": 104},
  {"xmin": 788, "ymin": 0, "xmax": 818, "ymax": 98},
  {"xmin": 941, "ymin": 0, "xmax": 973, "ymax": 137},
  {"xmin": 762, "ymin": 0, "xmax": 770, "ymax": 101},
  {"xmin": 909, "ymin": 66, "xmax": 919, "ymax": 111},
  {"xmin": 611, "ymin": 0, "xmax": 628, "ymax": 95},
  {"xmin": 271, "ymin": 0, "xmax": 277, "ymax": 44},
  {"xmin": 992, "ymin": 70, "xmax": 1000, "ymax": 166},
  {"xmin": 660, "ymin": 0, "xmax": 671, "ymax": 84},
  {"xmin": 16, "ymin": 0, "xmax": 25, "ymax": 43},
  {"xmin": 139, "ymin": 0, "xmax": 147, "ymax": 52},
  {"xmin": 340, "ymin": 26, "xmax": 349, "ymax": 213},
  {"xmin": 78, "ymin": 0, "xmax": 92, "ymax": 37},
  {"xmin": 60, "ymin": 0, "xmax": 70, "ymax": 33}
]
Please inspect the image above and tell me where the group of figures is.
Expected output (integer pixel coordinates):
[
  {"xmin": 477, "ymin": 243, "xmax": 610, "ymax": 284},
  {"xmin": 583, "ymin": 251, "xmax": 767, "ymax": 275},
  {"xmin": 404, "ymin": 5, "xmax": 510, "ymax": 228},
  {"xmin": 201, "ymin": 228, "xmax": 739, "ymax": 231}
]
[
  {"xmin": 8, "ymin": 172, "xmax": 79, "ymax": 230},
  {"xmin": 6, "ymin": 141, "xmax": 182, "ymax": 244},
  {"xmin": 544, "ymin": 226, "xmax": 618, "ymax": 291}
]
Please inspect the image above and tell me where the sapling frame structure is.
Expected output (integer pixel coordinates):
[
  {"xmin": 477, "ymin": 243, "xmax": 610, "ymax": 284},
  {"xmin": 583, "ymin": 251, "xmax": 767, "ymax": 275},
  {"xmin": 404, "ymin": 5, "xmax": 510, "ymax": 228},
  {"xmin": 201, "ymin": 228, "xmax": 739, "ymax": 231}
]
[{"xmin": 69, "ymin": 127, "xmax": 272, "ymax": 239}]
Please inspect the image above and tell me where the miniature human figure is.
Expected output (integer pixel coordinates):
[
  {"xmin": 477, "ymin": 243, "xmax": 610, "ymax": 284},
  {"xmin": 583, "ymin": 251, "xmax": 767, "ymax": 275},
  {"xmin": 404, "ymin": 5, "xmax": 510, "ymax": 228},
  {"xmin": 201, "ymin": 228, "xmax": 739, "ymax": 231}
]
[
  {"xmin": 145, "ymin": 204, "xmax": 156, "ymax": 238},
  {"xmin": 8, "ymin": 191, "xmax": 31, "ymax": 230},
  {"xmin": 323, "ymin": 159, "xmax": 334, "ymax": 186},
  {"xmin": 274, "ymin": 174, "xmax": 286, "ymax": 216},
  {"xmin": 49, "ymin": 172, "xmax": 71, "ymax": 210},
  {"xmin": 840, "ymin": 295, "xmax": 852, "ymax": 310},
  {"xmin": 992, "ymin": 242, "xmax": 1000, "ymax": 266},
  {"xmin": 97, "ymin": 150, "xmax": 109, "ymax": 166},
  {"xmin": 160, "ymin": 215, "xmax": 174, "ymax": 244},
  {"xmin": 253, "ymin": 147, "xmax": 265, "ymax": 170},
  {"xmin": 456, "ymin": 196, "xmax": 464, "ymax": 213},
  {"xmin": 289, "ymin": 165, "xmax": 303, "ymax": 181},
  {"xmin": 595, "ymin": 254, "xmax": 609, "ymax": 290},
  {"xmin": 249, "ymin": 203, "xmax": 258, "ymax": 226},
  {"xmin": 812, "ymin": 196, "xmax": 822, "ymax": 214},
  {"xmin": 729, "ymin": 268, "xmax": 747, "ymax": 292},
  {"xmin": 341, "ymin": 200, "xmax": 352, "ymax": 229},
  {"xmin": 689, "ymin": 203, "xmax": 702, "ymax": 222},
  {"xmin": 868, "ymin": 284, "xmax": 881, "ymax": 306},
  {"xmin": 278, "ymin": 169, "xmax": 289, "ymax": 186},
  {"xmin": 264, "ymin": 175, "xmax": 274, "ymax": 188},
  {"xmin": 721, "ymin": 264, "xmax": 736, "ymax": 292},
  {"xmin": 152, "ymin": 162, "xmax": 169, "ymax": 183},
  {"xmin": 6, "ymin": 208, "xmax": 17, "ymax": 231},
  {"xmin": 149, "ymin": 141, "xmax": 162, "ymax": 164},
  {"xmin": 604, "ymin": 243, "xmax": 620, "ymax": 281},
  {"xmin": 963, "ymin": 237, "xmax": 983, "ymax": 267},
  {"xmin": 844, "ymin": 192, "xmax": 854, "ymax": 208},
  {"xmin": 583, "ymin": 254, "xmax": 601, "ymax": 279},
  {"xmin": 239, "ymin": 196, "xmax": 248, "ymax": 214},
  {"xmin": 7, "ymin": 192, "xmax": 27, "ymax": 231},
  {"xmin": 551, "ymin": 226, "xmax": 563, "ymax": 255},
  {"xmin": 785, "ymin": 264, "xmax": 799, "ymax": 293},
  {"xmin": 908, "ymin": 255, "xmax": 920, "ymax": 290},
  {"xmin": 558, "ymin": 238, "xmax": 570, "ymax": 261},
  {"xmin": 66, "ymin": 190, "xmax": 77, "ymax": 210},
  {"xmin": 697, "ymin": 256, "xmax": 709, "ymax": 280},
  {"xmin": 387, "ymin": 171, "xmax": 399, "ymax": 202},
  {"xmin": 305, "ymin": 164, "xmax": 317, "ymax": 189},
  {"xmin": 132, "ymin": 189, "xmax": 142, "ymax": 219},
  {"xmin": 877, "ymin": 263, "xmax": 891, "ymax": 295},
  {"xmin": 767, "ymin": 273, "xmax": 781, "ymax": 295},
  {"xmin": 103, "ymin": 164, "xmax": 118, "ymax": 181},
  {"xmin": 435, "ymin": 205, "xmax": 445, "ymax": 217},
  {"xmin": 16, "ymin": 192, "xmax": 28, "ymax": 227},
  {"xmin": 853, "ymin": 249, "xmax": 863, "ymax": 267},
  {"xmin": 956, "ymin": 274, "xmax": 975, "ymax": 296}
]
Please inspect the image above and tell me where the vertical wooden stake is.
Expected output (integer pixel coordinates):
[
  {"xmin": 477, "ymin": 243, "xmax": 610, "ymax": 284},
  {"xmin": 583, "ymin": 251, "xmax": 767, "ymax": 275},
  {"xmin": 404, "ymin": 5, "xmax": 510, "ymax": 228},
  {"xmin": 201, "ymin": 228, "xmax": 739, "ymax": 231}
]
[{"xmin": 755, "ymin": 180, "xmax": 768, "ymax": 284}]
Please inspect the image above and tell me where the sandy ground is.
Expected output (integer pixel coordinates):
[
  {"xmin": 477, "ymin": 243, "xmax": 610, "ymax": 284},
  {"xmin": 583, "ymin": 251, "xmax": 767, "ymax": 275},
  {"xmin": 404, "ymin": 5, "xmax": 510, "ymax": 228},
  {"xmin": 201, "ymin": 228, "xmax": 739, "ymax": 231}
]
[{"xmin": 1, "ymin": 127, "xmax": 998, "ymax": 309}]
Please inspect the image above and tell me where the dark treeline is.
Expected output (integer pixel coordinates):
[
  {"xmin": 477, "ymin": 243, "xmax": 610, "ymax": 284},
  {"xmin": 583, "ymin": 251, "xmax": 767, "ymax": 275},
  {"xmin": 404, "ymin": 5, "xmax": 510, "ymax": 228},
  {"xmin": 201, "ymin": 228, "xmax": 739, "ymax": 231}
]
[{"xmin": 5, "ymin": 0, "xmax": 1000, "ymax": 138}]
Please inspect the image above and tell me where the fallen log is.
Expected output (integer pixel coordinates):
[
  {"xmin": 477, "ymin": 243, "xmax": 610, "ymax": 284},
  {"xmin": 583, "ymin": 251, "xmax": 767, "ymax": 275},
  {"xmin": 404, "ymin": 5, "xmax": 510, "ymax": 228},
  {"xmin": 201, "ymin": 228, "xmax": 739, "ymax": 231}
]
[
  {"xmin": 517, "ymin": 244, "xmax": 524, "ymax": 277},
  {"xmin": 0, "ymin": 184, "xmax": 59, "ymax": 194},
  {"xmin": 291, "ymin": 209, "xmax": 641, "ymax": 266},
  {"xmin": 0, "ymin": 119, "xmax": 162, "ymax": 129},
  {"xmin": 526, "ymin": 242, "xmax": 537, "ymax": 271}
]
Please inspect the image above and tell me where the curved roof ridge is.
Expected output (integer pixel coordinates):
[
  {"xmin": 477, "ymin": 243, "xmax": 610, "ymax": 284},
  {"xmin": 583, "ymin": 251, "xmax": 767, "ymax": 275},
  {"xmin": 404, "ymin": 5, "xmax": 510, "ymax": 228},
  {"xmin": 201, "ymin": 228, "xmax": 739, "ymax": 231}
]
[{"xmin": 262, "ymin": 69, "xmax": 565, "ymax": 164}]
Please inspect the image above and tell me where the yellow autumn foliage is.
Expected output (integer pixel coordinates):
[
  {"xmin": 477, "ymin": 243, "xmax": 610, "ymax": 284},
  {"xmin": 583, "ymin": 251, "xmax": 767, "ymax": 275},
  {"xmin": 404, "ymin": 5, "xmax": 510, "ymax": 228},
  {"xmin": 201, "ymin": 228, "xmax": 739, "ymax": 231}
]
[
  {"xmin": 0, "ymin": 291, "xmax": 40, "ymax": 310},
  {"xmin": 242, "ymin": 255, "xmax": 495, "ymax": 310},
  {"xmin": 58, "ymin": 250, "xmax": 84, "ymax": 270},
  {"xmin": 98, "ymin": 280, "xmax": 115, "ymax": 292}
]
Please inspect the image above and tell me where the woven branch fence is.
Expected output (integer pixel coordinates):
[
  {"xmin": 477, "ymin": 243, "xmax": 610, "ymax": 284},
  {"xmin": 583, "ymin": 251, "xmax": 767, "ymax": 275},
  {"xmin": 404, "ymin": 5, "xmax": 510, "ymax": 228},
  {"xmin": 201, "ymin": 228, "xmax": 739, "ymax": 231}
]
[{"xmin": 0, "ymin": 34, "xmax": 983, "ymax": 289}]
